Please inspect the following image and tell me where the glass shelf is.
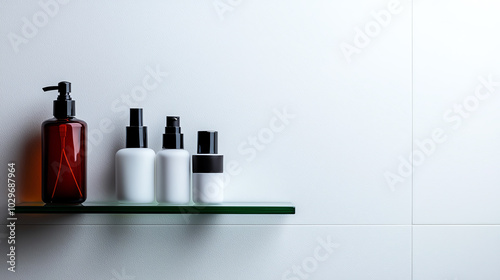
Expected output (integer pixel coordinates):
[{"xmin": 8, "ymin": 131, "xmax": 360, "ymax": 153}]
[{"xmin": 15, "ymin": 202, "xmax": 295, "ymax": 214}]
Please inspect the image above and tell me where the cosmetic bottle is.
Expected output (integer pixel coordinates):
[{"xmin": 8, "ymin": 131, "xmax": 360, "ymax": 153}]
[
  {"xmin": 42, "ymin": 81, "xmax": 87, "ymax": 204},
  {"xmin": 156, "ymin": 116, "xmax": 190, "ymax": 204},
  {"xmin": 192, "ymin": 131, "xmax": 224, "ymax": 203},
  {"xmin": 115, "ymin": 108, "xmax": 155, "ymax": 203}
]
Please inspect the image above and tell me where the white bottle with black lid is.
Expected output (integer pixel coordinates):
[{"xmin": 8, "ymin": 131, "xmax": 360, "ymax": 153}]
[
  {"xmin": 156, "ymin": 116, "xmax": 190, "ymax": 204},
  {"xmin": 192, "ymin": 131, "xmax": 224, "ymax": 204},
  {"xmin": 115, "ymin": 108, "xmax": 155, "ymax": 203}
]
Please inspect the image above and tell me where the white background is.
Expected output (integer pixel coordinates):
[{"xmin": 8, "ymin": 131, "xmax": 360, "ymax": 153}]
[{"xmin": 0, "ymin": 0, "xmax": 499, "ymax": 279}]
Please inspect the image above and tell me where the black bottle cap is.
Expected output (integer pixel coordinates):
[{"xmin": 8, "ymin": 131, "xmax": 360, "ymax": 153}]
[
  {"xmin": 42, "ymin": 81, "xmax": 75, "ymax": 119},
  {"xmin": 162, "ymin": 116, "xmax": 184, "ymax": 149},
  {"xmin": 197, "ymin": 131, "xmax": 218, "ymax": 154},
  {"xmin": 126, "ymin": 108, "xmax": 148, "ymax": 148}
]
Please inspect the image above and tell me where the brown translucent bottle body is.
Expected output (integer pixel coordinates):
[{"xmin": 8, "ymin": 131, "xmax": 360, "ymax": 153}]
[
  {"xmin": 41, "ymin": 81, "xmax": 87, "ymax": 204},
  {"xmin": 42, "ymin": 118, "xmax": 87, "ymax": 203}
]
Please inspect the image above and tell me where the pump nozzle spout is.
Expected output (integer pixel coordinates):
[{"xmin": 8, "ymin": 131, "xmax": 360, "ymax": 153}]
[{"xmin": 42, "ymin": 86, "xmax": 58, "ymax": 92}]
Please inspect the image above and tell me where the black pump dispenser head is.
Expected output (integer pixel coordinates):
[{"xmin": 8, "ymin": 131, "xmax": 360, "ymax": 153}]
[
  {"xmin": 126, "ymin": 108, "xmax": 148, "ymax": 148},
  {"xmin": 163, "ymin": 116, "xmax": 184, "ymax": 149},
  {"xmin": 43, "ymin": 81, "xmax": 75, "ymax": 118}
]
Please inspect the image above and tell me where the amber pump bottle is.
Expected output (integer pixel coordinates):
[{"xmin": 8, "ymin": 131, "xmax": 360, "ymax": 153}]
[{"xmin": 41, "ymin": 81, "xmax": 87, "ymax": 204}]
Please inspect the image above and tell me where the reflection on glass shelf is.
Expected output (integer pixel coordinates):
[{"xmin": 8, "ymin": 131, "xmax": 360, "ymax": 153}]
[{"xmin": 15, "ymin": 202, "xmax": 295, "ymax": 214}]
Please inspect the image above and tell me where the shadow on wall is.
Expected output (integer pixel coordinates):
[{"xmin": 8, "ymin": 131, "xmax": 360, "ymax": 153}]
[
  {"xmin": 18, "ymin": 132, "xmax": 42, "ymax": 203},
  {"xmin": 14, "ymin": 216, "xmax": 89, "ymax": 278},
  {"xmin": 11, "ymin": 217, "xmax": 285, "ymax": 279},
  {"xmin": 89, "ymin": 133, "xmax": 123, "ymax": 201}
]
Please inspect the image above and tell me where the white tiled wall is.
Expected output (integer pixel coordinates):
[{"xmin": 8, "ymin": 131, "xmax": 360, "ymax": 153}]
[
  {"xmin": 0, "ymin": 0, "xmax": 498, "ymax": 279},
  {"xmin": 413, "ymin": 226, "xmax": 500, "ymax": 280},
  {"xmin": 12, "ymin": 225, "xmax": 411, "ymax": 279},
  {"xmin": 413, "ymin": 0, "xmax": 500, "ymax": 225}
]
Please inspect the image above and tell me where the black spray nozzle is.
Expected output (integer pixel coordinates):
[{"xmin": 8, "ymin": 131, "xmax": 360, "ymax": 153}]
[
  {"xmin": 165, "ymin": 116, "xmax": 181, "ymax": 133},
  {"xmin": 167, "ymin": 116, "xmax": 179, "ymax": 127},
  {"xmin": 129, "ymin": 108, "xmax": 143, "ymax": 126},
  {"xmin": 42, "ymin": 81, "xmax": 75, "ymax": 118},
  {"xmin": 163, "ymin": 116, "xmax": 183, "ymax": 149},
  {"xmin": 197, "ymin": 131, "xmax": 218, "ymax": 154},
  {"xmin": 126, "ymin": 108, "xmax": 148, "ymax": 148}
]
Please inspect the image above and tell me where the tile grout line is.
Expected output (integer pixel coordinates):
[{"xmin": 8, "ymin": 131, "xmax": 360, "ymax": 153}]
[{"xmin": 411, "ymin": 0, "xmax": 414, "ymax": 279}]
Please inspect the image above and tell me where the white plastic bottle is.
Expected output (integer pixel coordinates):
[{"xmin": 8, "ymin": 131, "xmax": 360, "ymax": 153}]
[
  {"xmin": 156, "ymin": 116, "xmax": 190, "ymax": 204},
  {"xmin": 115, "ymin": 108, "xmax": 155, "ymax": 203},
  {"xmin": 192, "ymin": 131, "xmax": 224, "ymax": 204}
]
